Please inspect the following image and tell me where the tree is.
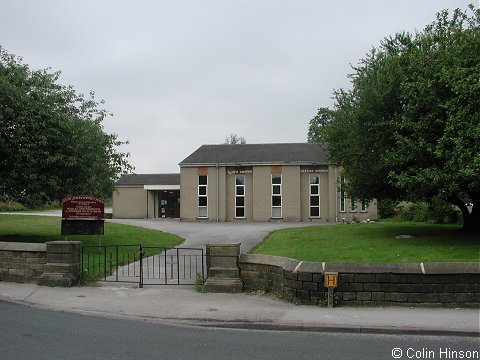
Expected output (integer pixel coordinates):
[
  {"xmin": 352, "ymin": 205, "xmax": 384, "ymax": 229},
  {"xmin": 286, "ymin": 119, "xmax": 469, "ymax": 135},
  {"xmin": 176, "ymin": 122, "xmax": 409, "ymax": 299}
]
[
  {"xmin": 224, "ymin": 133, "xmax": 247, "ymax": 145},
  {"xmin": 308, "ymin": 6, "xmax": 480, "ymax": 232},
  {"xmin": 307, "ymin": 107, "xmax": 334, "ymax": 144},
  {"xmin": 0, "ymin": 47, "xmax": 133, "ymax": 206}
]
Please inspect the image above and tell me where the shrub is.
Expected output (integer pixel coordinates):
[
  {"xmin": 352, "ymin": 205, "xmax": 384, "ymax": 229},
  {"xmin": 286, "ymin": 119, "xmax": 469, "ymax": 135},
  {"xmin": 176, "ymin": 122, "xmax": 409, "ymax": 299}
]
[
  {"xmin": 0, "ymin": 201, "xmax": 27, "ymax": 212},
  {"xmin": 194, "ymin": 273, "xmax": 206, "ymax": 293},
  {"xmin": 397, "ymin": 202, "xmax": 429, "ymax": 222},
  {"xmin": 428, "ymin": 197, "xmax": 458, "ymax": 224},
  {"xmin": 378, "ymin": 199, "xmax": 397, "ymax": 219}
]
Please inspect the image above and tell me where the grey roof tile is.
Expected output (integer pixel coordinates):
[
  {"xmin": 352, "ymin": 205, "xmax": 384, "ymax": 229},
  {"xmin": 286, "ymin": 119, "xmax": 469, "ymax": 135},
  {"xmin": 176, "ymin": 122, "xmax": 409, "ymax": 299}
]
[
  {"xmin": 116, "ymin": 173, "xmax": 180, "ymax": 186},
  {"xmin": 179, "ymin": 143, "xmax": 329, "ymax": 166}
]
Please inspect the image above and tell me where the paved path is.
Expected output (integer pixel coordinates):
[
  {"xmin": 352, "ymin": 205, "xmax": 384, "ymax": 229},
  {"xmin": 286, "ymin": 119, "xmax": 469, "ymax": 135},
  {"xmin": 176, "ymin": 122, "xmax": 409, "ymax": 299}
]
[
  {"xmin": 107, "ymin": 219, "xmax": 333, "ymax": 282},
  {"xmin": 1, "ymin": 282, "xmax": 478, "ymax": 336},
  {"xmin": 2, "ymin": 211, "xmax": 335, "ymax": 252},
  {"xmin": 109, "ymin": 218, "xmax": 334, "ymax": 253}
]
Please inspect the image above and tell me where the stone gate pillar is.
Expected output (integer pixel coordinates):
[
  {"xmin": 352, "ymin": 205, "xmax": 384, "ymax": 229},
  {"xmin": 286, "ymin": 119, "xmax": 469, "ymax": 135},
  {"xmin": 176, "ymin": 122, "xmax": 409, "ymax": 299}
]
[
  {"xmin": 38, "ymin": 241, "xmax": 81, "ymax": 287},
  {"xmin": 204, "ymin": 243, "xmax": 243, "ymax": 293}
]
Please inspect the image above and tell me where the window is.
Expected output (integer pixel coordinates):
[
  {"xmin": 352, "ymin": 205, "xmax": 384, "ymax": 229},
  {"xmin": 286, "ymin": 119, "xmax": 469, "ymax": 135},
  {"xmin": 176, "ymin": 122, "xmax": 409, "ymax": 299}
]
[
  {"xmin": 198, "ymin": 175, "xmax": 208, "ymax": 218},
  {"xmin": 361, "ymin": 199, "xmax": 367, "ymax": 212},
  {"xmin": 340, "ymin": 176, "xmax": 346, "ymax": 212},
  {"xmin": 235, "ymin": 175, "xmax": 245, "ymax": 218},
  {"xmin": 309, "ymin": 174, "xmax": 320, "ymax": 217},
  {"xmin": 271, "ymin": 174, "xmax": 282, "ymax": 218},
  {"xmin": 350, "ymin": 198, "xmax": 356, "ymax": 212}
]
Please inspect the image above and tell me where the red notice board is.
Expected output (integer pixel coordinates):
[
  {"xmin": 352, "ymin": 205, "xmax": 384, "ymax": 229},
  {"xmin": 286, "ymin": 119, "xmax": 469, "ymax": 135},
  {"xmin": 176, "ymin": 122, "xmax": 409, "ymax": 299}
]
[{"xmin": 62, "ymin": 196, "xmax": 105, "ymax": 220}]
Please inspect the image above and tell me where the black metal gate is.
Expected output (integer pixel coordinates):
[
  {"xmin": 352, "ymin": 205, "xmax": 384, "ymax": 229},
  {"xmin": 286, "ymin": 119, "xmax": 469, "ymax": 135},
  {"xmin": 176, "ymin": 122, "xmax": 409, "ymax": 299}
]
[{"xmin": 81, "ymin": 245, "xmax": 205, "ymax": 287}]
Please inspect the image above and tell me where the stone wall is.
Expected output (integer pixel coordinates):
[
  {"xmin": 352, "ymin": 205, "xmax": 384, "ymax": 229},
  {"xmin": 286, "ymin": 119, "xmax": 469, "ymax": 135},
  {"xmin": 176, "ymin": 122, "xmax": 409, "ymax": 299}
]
[
  {"xmin": 239, "ymin": 254, "xmax": 480, "ymax": 308},
  {"xmin": 0, "ymin": 242, "xmax": 47, "ymax": 282},
  {"xmin": 0, "ymin": 241, "xmax": 81, "ymax": 286}
]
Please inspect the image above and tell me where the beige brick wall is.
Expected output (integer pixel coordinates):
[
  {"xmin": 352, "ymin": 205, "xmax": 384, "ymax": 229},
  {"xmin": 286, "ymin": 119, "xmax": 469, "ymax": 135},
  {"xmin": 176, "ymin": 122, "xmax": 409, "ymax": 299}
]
[
  {"xmin": 112, "ymin": 186, "xmax": 147, "ymax": 218},
  {"xmin": 252, "ymin": 166, "xmax": 271, "ymax": 221},
  {"xmin": 180, "ymin": 164, "xmax": 378, "ymax": 222},
  {"xmin": 180, "ymin": 167, "xmax": 199, "ymax": 220},
  {"xmin": 282, "ymin": 166, "xmax": 301, "ymax": 221}
]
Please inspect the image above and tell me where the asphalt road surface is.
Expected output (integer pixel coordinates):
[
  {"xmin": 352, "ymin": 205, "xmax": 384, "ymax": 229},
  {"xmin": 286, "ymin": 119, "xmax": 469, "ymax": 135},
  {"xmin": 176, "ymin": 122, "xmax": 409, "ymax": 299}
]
[{"xmin": 1, "ymin": 302, "xmax": 478, "ymax": 360}]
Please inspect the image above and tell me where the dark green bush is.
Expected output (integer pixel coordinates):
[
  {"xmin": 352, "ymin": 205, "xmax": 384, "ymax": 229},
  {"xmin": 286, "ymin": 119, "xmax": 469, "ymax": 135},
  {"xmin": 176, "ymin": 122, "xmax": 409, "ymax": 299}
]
[
  {"xmin": 428, "ymin": 197, "xmax": 458, "ymax": 224},
  {"xmin": 397, "ymin": 202, "xmax": 429, "ymax": 222},
  {"xmin": 378, "ymin": 199, "xmax": 397, "ymax": 218}
]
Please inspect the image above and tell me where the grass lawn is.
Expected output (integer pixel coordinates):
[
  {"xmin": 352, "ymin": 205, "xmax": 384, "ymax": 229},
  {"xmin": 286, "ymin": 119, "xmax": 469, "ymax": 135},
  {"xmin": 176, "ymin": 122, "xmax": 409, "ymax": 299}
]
[
  {"xmin": 0, "ymin": 215, "xmax": 183, "ymax": 249},
  {"xmin": 250, "ymin": 222, "xmax": 480, "ymax": 263},
  {"xmin": 0, "ymin": 215, "xmax": 185, "ymax": 280}
]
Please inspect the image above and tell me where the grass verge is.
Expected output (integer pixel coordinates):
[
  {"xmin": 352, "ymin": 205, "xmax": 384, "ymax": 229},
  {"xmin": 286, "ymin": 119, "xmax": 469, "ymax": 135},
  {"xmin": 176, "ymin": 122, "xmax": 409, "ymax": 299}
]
[
  {"xmin": 0, "ymin": 215, "xmax": 182, "ymax": 248},
  {"xmin": 0, "ymin": 215, "xmax": 184, "ymax": 281},
  {"xmin": 250, "ymin": 222, "xmax": 479, "ymax": 263}
]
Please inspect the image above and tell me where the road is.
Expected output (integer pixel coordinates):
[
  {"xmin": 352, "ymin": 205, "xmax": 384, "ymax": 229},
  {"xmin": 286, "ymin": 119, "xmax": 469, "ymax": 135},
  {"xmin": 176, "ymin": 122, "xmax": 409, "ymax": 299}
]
[{"xmin": 1, "ymin": 302, "xmax": 478, "ymax": 360}]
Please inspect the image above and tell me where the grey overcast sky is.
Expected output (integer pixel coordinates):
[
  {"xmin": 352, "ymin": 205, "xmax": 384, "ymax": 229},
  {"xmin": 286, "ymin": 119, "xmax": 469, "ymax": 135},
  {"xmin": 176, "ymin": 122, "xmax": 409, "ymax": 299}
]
[{"xmin": 1, "ymin": 0, "xmax": 474, "ymax": 173}]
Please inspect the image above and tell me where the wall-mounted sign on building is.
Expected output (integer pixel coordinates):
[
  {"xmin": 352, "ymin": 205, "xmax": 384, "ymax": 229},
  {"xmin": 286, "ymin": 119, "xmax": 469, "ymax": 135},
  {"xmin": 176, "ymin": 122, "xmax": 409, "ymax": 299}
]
[
  {"xmin": 227, "ymin": 167, "xmax": 253, "ymax": 176},
  {"xmin": 300, "ymin": 166, "xmax": 329, "ymax": 173}
]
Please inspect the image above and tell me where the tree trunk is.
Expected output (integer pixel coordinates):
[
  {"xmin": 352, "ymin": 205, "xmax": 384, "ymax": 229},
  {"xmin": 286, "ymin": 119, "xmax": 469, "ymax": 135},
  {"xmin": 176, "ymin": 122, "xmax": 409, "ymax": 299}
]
[{"xmin": 448, "ymin": 194, "xmax": 480, "ymax": 233}]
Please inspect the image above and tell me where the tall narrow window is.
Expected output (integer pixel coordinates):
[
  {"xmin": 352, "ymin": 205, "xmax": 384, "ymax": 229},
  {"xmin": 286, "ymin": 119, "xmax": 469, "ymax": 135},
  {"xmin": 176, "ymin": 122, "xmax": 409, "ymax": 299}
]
[
  {"xmin": 198, "ymin": 175, "xmax": 208, "ymax": 218},
  {"xmin": 340, "ymin": 176, "xmax": 346, "ymax": 212},
  {"xmin": 350, "ymin": 198, "xmax": 356, "ymax": 212},
  {"xmin": 361, "ymin": 199, "xmax": 367, "ymax": 212},
  {"xmin": 310, "ymin": 174, "xmax": 320, "ymax": 217},
  {"xmin": 271, "ymin": 174, "xmax": 282, "ymax": 218},
  {"xmin": 235, "ymin": 175, "xmax": 245, "ymax": 218}
]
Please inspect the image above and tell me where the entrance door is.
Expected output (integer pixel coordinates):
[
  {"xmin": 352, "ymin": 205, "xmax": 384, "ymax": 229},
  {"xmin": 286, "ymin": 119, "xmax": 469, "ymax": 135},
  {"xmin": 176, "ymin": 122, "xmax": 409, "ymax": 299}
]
[{"xmin": 159, "ymin": 190, "xmax": 180, "ymax": 218}]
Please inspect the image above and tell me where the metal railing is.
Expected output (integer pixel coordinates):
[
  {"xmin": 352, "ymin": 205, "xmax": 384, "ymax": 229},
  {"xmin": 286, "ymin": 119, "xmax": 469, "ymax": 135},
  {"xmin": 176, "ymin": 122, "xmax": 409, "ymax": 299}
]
[{"xmin": 81, "ymin": 245, "xmax": 205, "ymax": 287}]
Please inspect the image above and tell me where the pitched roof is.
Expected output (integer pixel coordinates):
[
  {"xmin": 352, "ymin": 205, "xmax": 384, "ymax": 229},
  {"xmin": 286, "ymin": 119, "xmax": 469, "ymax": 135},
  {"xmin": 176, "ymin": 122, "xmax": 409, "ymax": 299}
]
[
  {"xmin": 179, "ymin": 143, "xmax": 329, "ymax": 166},
  {"xmin": 115, "ymin": 173, "xmax": 180, "ymax": 186}
]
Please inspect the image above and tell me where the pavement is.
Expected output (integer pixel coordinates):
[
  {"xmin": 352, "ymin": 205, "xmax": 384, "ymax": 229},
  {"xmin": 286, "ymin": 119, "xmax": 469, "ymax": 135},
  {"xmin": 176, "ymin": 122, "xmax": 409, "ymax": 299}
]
[
  {"xmin": 2, "ymin": 212, "xmax": 479, "ymax": 336},
  {"xmin": 1, "ymin": 281, "xmax": 479, "ymax": 336}
]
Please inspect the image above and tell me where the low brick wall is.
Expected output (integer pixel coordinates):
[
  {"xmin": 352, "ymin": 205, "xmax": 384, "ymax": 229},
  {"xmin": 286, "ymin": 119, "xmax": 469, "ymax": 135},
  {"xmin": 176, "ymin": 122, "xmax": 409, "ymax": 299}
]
[
  {"xmin": 239, "ymin": 254, "xmax": 480, "ymax": 308},
  {"xmin": 0, "ymin": 242, "xmax": 47, "ymax": 282}
]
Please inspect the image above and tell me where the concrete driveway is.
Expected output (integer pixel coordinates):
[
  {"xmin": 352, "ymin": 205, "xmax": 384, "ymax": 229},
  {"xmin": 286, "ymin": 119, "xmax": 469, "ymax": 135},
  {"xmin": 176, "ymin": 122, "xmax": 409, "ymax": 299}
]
[
  {"xmin": 2, "ymin": 210, "xmax": 337, "ymax": 253},
  {"xmin": 109, "ymin": 219, "xmax": 337, "ymax": 253}
]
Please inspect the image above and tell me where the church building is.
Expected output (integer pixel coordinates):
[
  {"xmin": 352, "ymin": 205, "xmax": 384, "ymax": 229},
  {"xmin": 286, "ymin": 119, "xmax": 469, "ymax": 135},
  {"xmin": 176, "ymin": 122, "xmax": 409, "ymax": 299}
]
[{"xmin": 112, "ymin": 143, "xmax": 377, "ymax": 222}]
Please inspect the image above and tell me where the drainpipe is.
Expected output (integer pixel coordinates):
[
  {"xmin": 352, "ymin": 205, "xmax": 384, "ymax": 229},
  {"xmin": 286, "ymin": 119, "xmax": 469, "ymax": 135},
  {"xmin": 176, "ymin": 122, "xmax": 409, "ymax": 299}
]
[
  {"xmin": 216, "ymin": 163, "xmax": 219, "ymax": 222},
  {"xmin": 334, "ymin": 166, "xmax": 338, "ymax": 223},
  {"xmin": 146, "ymin": 190, "xmax": 149, "ymax": 219}
]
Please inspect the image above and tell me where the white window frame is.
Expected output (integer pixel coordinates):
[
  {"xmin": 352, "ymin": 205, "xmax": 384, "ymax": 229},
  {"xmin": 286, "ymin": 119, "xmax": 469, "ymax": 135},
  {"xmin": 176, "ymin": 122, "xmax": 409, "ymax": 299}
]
[
  {"xmin": 235, "ymin": 175, "xmax": 245, "ymax": 219},
  {"xmin": 309, "ymin": 174, "xmax": 321, "ymax": 218},
  {"xmin": 271, "ymin": 174, "xmax": 282, "ymax": 218},
  {"xmin": 198, "ymin": 175, "xmax": 208, "ymax": 218}
]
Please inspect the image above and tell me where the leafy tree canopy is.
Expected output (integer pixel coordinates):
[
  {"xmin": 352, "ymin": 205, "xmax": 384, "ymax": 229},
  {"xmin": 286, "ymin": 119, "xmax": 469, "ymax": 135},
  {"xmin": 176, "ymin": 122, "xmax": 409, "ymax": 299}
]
[
  {"xmin": 0, "ymin": 47, "xmax": 133, "ymax": 206},
  {"xmin": 308, "ymin": 6, "xmax": 480, "ymax": 232}
]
